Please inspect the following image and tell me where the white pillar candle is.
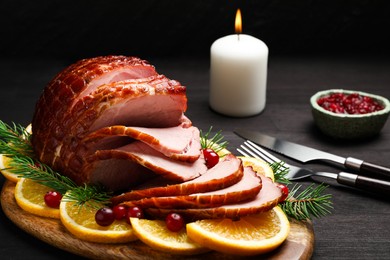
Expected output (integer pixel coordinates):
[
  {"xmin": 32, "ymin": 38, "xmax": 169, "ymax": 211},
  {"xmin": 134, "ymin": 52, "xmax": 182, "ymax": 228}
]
[{"xmin": 209, "ymin": 17, "xmax": 268, "ymax": 117}]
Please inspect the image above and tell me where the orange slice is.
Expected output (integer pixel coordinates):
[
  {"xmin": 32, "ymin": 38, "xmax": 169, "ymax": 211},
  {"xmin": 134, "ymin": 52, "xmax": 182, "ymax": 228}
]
[
  {"xmin": 186, "ymin": 206, "xmax": 289, "ymax": 256},
  {"xmin": 0, "ymin": 154, "xmax": 20, "ymax": 183},
  {"xmin": 239, "ymin": 156, "xmax": 274, "ymax": 180},
  {"xmin": 14, "ymin": 178, "xmax": 60, "ymax": 218},
  {"xmin": 129, "ymin": 217, "xmax": 209, "ymax": 255},
  {"xmin": 59, "ymin": 195, "xmax": 138, "ymax": 243}
]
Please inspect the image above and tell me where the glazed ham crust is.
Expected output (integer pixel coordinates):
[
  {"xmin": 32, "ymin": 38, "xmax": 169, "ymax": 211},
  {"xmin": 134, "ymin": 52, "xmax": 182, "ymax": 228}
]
[{"xmin": 31, "ymin": 56, "xmax": 191, "ymax": 190}]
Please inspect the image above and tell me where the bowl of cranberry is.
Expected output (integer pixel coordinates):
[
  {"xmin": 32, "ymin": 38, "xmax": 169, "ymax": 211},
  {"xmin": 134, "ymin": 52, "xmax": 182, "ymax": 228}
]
[{"xmin": 310, "ymin": 89, "xmax": 390, "ymax": 139}]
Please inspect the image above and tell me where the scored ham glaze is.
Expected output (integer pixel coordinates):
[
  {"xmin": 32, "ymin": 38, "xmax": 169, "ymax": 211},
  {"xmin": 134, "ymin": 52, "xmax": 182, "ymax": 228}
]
[
  {"xmin": 31, "ymin": 56, "xmax": 192, "ymax": 190},
  {"xmin": 31, "ymin": 55, "xmax": 283, "ymax": 219}
]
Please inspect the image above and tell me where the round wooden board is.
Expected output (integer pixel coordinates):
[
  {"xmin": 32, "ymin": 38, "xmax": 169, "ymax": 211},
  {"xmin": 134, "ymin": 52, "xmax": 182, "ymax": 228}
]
[{"xmin": 1, "ymin": 180, "xmax": 314, "ymax": 259}]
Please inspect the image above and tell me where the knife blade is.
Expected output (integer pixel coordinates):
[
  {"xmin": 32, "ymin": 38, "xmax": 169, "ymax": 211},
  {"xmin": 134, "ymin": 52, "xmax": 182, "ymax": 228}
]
[{"xmin": 234, "ymin": 129, "xmax": 390, "ymax": 180}]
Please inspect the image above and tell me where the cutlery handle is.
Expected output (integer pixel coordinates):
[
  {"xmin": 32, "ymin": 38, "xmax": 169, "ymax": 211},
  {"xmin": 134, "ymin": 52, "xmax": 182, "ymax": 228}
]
[
  {"xmin": 338, "ymin": 172, "xmax": 390, "ymax": 195},
  {"xmin": 345, "ymin": 157, "xmax": 390, "ymax": 180}
]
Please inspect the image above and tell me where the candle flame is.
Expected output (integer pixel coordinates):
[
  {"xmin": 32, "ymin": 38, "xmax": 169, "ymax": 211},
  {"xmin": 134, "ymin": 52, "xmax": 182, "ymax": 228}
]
[{"xmin": 235, "ymin": 9, "xmax": 242, "ymax": 34}]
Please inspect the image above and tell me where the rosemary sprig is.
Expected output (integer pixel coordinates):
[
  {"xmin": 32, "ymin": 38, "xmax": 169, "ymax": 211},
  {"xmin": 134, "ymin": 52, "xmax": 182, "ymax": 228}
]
[
  {"xmin": 200, "ymin": 127, "xmax": 228, "ymax": 153},
  {"xmin": 280, "ymin": 183, "xmax": 333, "ymax": 221}
]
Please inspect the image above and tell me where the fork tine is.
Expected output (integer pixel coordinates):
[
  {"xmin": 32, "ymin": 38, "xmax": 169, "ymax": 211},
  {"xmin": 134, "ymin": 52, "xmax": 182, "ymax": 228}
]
[
  {"xmin": 237, "ymin": 145, "xmax": 259, "ymax": 159},
  {"xmin": 246, "ymin": 140, "xmax": 284, "ymax": 164},
  {"xmin": 236, "ymin": 147, "xmax": 251, "ymax": 158},
  {"xmin": 241, "ymin": 142, "xmax": 276, "ymax": 165}
]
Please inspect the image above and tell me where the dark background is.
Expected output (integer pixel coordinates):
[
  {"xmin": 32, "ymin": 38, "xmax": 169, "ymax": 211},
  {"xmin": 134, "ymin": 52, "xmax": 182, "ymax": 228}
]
[
  {"xmin": 1, "ymin": 1, "xmax": 390, "ymax": 259},
  {"xmin": 1, "ymin": 0, "xmax": 390, "ymax": 61}
]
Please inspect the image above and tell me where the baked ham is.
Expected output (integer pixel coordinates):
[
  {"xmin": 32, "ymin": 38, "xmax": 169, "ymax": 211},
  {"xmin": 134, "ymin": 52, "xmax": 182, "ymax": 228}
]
[
  {"xmin": 31, "ymin": 56, "xmax": 195, "ymax": 190},
  {"xmin": 31, "ymin": 55, "xmax": 283, "ymax": 221}
]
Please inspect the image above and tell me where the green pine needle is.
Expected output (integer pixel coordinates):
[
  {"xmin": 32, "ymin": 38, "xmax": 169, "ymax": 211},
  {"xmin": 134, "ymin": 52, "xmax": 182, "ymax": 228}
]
[
  {"xmin": 9, "ymin": 155, "xmax": 77, "ymax": 194},
  {"xmin": 0, "ymin": 121, "xmax": 33, "ymax": 157},
  {"xmin": 281, "ymin": 183, "xmax": 333, "ymax": 220},
  {"xmin": 0, "ymin": 120, "xmax": 111, "ymax": 206},
  {"xmin": 270, "ymin": 161, "xmax": 291, "ymax": 185},
  {"xmin": 63, "ymin": 185, "xmax": 112, "ymax": 209},
  {"xmin": 271, "ymin": 160, "xmax": 333, "ymax": 220},
  {"xmin": 200, "ymin": 127, "xmax": 228, "ymax": 153}
]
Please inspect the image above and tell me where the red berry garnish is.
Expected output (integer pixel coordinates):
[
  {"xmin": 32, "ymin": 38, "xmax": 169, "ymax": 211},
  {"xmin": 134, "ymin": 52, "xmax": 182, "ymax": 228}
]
[
  {"xmin": 165, "ymin": 212, "xmax": 185, "ymax": 232},
  {"xmin": 112, "ymin": 205, "xmax": 128, "ymax": 220},
  {"xmin": 95, "ymin": 207, "xmax": 115, "ymax": 226},
  {"xmin": 203, "ymin": 148, "xmax": 219, "ymax": 168},
  {"xmin": 44, "ymin": 191, "xmax": 62, "ymax": 208},
  {"xmin": 317, "ymin": 92, "xmax": 384, "ymax": 115},
  {"xmin": 127, "ymin": 206, "xmax": 144, "ymax": 219},
  {"xmin": 276, "ymin": 183, "xmax": 289, "ymax": 202}
]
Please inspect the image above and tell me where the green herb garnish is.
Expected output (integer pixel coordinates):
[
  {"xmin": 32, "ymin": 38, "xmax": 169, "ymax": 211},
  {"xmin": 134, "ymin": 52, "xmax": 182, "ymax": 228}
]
[
  {"xmin": 200, "ymin": 126, "xmax": 228, "ymax": 153},
  {"xmin": 280, "ymin": 183, "xmax": 333, "ymax": 220},
  {"xmin": 0, "ymin": 120, "xmax": 111, "ymax": 207},
  {"xmin": 272, "ymin": 161, "xmax": 333, "ymax": 220}
]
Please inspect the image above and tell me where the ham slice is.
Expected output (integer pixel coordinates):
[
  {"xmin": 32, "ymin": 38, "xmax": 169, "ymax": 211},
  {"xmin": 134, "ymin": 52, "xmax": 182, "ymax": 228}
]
[
  {"xmin": 85, "ymin": 141, "xmax": 207, "ymax": 189},
  {"xmin": 83, "ymin": 125, "xmax": 201, "ymax": 162},
  {"xmin": 121, "ymin": 166, "xmax": 261, "ymax": 209},
  {"xmin": 111, "ymin": 154, "xmax": 243, "ymax": 204},
  {"xmin": 146, "ymin": 174, "xmax": 282, "ymax": 220}
]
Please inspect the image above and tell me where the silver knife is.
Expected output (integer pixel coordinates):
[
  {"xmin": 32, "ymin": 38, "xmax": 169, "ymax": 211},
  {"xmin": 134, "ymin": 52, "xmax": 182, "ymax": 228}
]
[{"xmin": 234, "ymin": 129, "xmax": 390, "ymax": 180}]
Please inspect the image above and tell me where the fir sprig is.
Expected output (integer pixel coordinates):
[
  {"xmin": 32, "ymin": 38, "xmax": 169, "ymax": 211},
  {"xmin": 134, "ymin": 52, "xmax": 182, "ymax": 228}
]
[
  {"xmin": 63, "ymin": 185, "xmax": 112, "ymax": 209},
  {"xmin": 200, "ymin": 127, "xmax": 228, "ymax": 153},
  {"xmin": 9, "ymin": 155, "xmax": 77, "ymax": 194},
  {"xmin": 0, "ymin": 121, "xmax": 33, "ymax": 157},
  {"xmin": 0, "ymin": 120, "xmax": 111, "ymax": 206},
  {"xmin": 281, "ymin": 183, "xmax": 333, "ymax": 220},
  {"xmin": 272, "ymin": 162, "xmax": 333, "ymax": 220},
  {"xmin": 269, "ymin": 161, "xmax": 291, "ymax": 185}
]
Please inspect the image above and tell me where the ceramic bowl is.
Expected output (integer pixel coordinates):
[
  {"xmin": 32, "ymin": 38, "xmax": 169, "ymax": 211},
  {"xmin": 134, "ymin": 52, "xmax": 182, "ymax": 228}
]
[{"xmin": 310, "ymin": 89, "xmax": 390, "ymax": 139}]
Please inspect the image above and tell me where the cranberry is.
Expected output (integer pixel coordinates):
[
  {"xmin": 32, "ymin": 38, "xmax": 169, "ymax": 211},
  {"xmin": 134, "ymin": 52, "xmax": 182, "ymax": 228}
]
[
  {"xmin": 276, "ymin": 183, "xmax": 289, "ymax": 202},
  {"xmin": 127, "ymin": 206, "xmax": 144, "ymax": 219},
  {"xmin": 44, "ymin": 191, "xmax": 62, "ymax": 208},
  {"xmin": 165, "ymin": 212, "xmax": 185, "ymax": 232},
  {"xmin": 203, "ymin": 148, "xmax": 219, "ymax": 168},
  {"xmin": 95, "ymin": 207, "xmax": 115, "ymax": 226},
  {"xmin": 112, "ymin": 205, "xmax": 128, "ymax": 220},
  {"xmin": 317, "ymin": 92, "xmax": 384, "ymax": 115}
]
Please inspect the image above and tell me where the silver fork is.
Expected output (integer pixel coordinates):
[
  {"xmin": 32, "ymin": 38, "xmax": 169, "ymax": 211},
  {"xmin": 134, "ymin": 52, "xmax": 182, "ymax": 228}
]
[
  {"xmin": 237, "ymin": 140, "xmax": 390, "ymax": 194},
  {"xmin": 238, "ymin": 140, "xmax": 336, "ymax": 180}
]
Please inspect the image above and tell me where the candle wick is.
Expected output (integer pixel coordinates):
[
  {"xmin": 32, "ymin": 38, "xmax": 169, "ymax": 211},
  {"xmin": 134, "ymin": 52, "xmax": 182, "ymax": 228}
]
[{"xmin": 237, "ymin": 34, "xmax": 240, "ymax": 41}]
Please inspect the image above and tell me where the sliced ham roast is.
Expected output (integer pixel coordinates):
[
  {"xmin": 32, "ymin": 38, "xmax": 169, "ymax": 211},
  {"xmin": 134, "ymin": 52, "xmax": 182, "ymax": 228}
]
[
  {"xmin": 121, "ymin": 166, "xmax": 261, "ymax": 209},
  {"xmin": 146, "ymin": 174, "xmax": 282, "ymax": 220},
  {"xmin": 31, "ymin": 55, "xmax": 282, "ymax": 221},
  {"xmin": 86, "ymin": 141, "xmax": 207, "ymax": 190},
  {"xmin": 111, "ymin": 154, "xmax": 243, "ymax": 204},
  {"xmin": 31, "ymin": 56, "xmax": 193, "ymax": 190},
  {"xmin": 83, "ymin": 125, "xmax": 201, "ymax": 162}
]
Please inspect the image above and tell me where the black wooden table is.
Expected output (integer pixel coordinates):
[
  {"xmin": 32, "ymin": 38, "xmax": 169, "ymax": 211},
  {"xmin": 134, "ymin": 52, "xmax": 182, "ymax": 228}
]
[{"xmin": 0, "ymin": 55, "xmax": 389, "ymax": 259}]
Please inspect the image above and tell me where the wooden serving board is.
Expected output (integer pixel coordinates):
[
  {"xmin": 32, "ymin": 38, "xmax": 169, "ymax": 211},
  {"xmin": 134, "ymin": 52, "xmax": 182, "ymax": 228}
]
[{"xmin": 1, "ymin": 180, "xmax": 314, "ymax": 259}]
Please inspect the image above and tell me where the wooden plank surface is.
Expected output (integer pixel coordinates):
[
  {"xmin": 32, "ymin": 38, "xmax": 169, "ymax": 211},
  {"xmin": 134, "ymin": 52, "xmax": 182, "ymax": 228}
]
[{"xmin": 1, "ymin": 180, "xmax": 313, "ymax": 259}]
